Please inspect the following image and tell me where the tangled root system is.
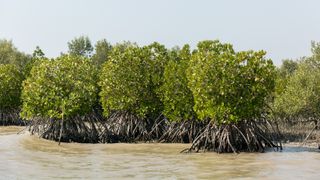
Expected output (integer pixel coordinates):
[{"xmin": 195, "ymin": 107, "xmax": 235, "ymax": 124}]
[
  {"xmin": 28, "ymin": 111, "xmax": 105, "ymax": 143},
  {"xmin": 0, "ymin": 109, "xmax": 26, "ymax": 126},
  {"xmin": 183, "ymin": 120, "xmax": 282, "ymax": 153},
  {"xmin": 100, "ymin": 111, "xmax": 148, "ymax": 143},
  {"xmin": 159, "ymin": 119, "xmax": 206, "ymax": 143}
]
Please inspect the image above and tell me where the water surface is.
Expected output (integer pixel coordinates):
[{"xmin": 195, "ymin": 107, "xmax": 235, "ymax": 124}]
[{"xmin": 0, "ymin": 126, "xmax": 319, "ymax": 179}]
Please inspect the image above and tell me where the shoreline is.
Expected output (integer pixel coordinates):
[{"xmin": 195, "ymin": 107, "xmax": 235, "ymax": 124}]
[
  {"xmin": 283, "ymin": 141, "xmax": 319, "ymax": 149},
  {"xmin": 1, "ymin": 125, "xmax": 319, "ymax": 149}
]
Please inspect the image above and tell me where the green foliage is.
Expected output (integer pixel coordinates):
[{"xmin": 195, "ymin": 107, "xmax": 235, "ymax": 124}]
[
  {"xmin": 21, "ymin": 55, "xmax": 98, "ymax": 120},
  {"xmin": 160, "ymin": 44, "xmax": 195, "ymax": 122},
  {"xmin": 273, "ymin": 60, "xmax": 320, "ymax": 118},
  {"xmin": 0, "ymin": 64, "xmax": 23, "ymax": 111},
  {"xmin": 91, "ymin": 39, "xmax": 112, "ymax": 68},
  {"xmin": 187, "ymin": 40, "xmax": 275, "ymax": 124},
  {"xmin": 273, "ymin": 41, "xmax": 320, "ymax": 119},
  {"xmin": 146, "ymin": 42, "xmax": 169, "ymax": 89},
  {"xmin": 235, "ymin": 51, "xmax": 276, "ymax": 120},
  {"xmin": 99, "ymin": 45, "xmax": 149, "ymax": 117},
  {"xmin": 278, "ymin": 59, "xmax": 298, "ymax": 78},
  {"xmin": 68, "ymin": 36, "xmax": 93, "ymax": 57},
  {"xmin": 274, "ymin": 59, "xmax": 299, "ymax": 96},
  {"xmin": 0, "ymin": 39, "xmax": 31, "ymax": 70},
  {"xmin": 23, "ymin": 46, "xmax": 47, "ymax": 77},
  {"xmin": 311, "ymin": 41, "xmax": 320, "ymax": 64},
  {"xmin": 99, "ymin": 42, "xmax": 168, "ymax": 118},
  {"xmin": 32, "ymin": 46, "xmax": 45, "ymax": 58},
  {"xmin": 113, "ymin": 41, "xmax": 138, "ymax": 52}
]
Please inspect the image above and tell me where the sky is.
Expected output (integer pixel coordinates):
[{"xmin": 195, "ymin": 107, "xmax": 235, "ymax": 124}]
[{"xmin": 1, "ymin": 0, "xmax": 320, "ymax": 66}]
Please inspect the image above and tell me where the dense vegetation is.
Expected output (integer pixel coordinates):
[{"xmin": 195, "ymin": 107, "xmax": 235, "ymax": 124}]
[
  {"xmin": 159, "ymin": 45, "xmax": 204, "ymax": 143},
  {"xmin": 0, "ymin": 64, "xmax": 24, "ymax": 125},
  {"xmin": 185, "ymin": 40, "xmax": 279, "ymax": 152},
  {"xmin": 0, "ymin": 39, "xmax": 31, "ymax": 70},
  {"xmin": 2, "ymin": 36, "xmax": 320, "ymax": 152},
  {"xmin": 99, "ymin": 42, "xmax": 168, "ymax": 142},
  {"xmin": 0, "ymin": 40, "xmax": 31, "ymax": 125},
  {"xmin": 21, "ymin": 55, "xmax": 101, "ymax": 143},
  {"xmin": 161, "ymin": 45, "xmax": 194, "ymax": 122},
  {"xmin": 272, "ymin": 42, "xmax": 320, "ymax": 143},
  {"xmin": 273, "ymin": 42, "xmax": 320, "ymax": 121}
]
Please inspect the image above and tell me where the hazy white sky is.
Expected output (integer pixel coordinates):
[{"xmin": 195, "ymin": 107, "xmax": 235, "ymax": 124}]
[{"xmin": 1, "ymin": 0, "xmax": 320, "ymax": 65}]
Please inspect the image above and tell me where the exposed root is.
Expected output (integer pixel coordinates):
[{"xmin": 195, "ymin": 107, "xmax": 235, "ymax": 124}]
[
  {"xmin": 0, "ymin": 109, "xmax": 27, "ymax": 126},
  {"xmin": 100, "ymin": 111, "xmax": 152, "ymax": 143},
  {"xmin": 301, "ymin": 124, "xmax": 318, "ymax": 146},
  {"xmin": 159, "ymin": 119, "xmax": 205, "ymax": 143},
  {"xmin": 100, "ymin": 114, "xmax": 207, "ymax": 144},
  {"xmin": 28, "ymin": 111, "xmax": 105, "ymax": 143},
  {"xmin": 147, "ymin": 114, "xmax": 167, "ymax": 141},
  {"xmin": 183, "ymin": 120, "xmax": 282, "ymax": 153},
  {"xmin": 26, "ymin": 110, "xmax": 283, "ymax": 153}
]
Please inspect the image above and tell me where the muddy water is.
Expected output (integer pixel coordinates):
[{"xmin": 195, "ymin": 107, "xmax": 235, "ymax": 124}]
[{"xmin": 0, "ymin": 126, "xmax": 320, "ymax": 179}]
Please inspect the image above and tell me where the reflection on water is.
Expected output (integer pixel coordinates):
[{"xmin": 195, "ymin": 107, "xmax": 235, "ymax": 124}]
[{"xmin": 0, "ymin": 126, "xmax": 320, "ymax": 179}]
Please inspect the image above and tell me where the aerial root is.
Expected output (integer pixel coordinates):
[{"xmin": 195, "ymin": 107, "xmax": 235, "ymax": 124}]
[
  {"xmin": 159, "ymin": 119, "xmax": 206, "ymax": 143},
  {"xmin": 100, "ymin": 111, "xmax": 153, "ymax": 143},
  {"xmin": 0, "ymin": 109, "xmax": 26, "ymax": 126},
  {"xmin": 28, "ymin": 111, "xmax": 105, "ymax": 143},
  {"xmin": 183, "ymin": 120, "xmax": 282, "ymax": 153},
  {"xmin": 27, "ymin": 113, "xmax": 282, "ymax": 153}
]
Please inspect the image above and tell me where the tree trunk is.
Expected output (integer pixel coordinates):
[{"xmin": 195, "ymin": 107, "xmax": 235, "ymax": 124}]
[{"xmin": 58, "ymin": 112, "xmax": 64, "ymax": 145}]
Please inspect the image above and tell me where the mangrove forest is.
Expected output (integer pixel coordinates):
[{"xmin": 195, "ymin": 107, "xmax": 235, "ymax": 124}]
[{"xmin": 1, "ymin": 37, "xmax": 320, "ymax": 153}]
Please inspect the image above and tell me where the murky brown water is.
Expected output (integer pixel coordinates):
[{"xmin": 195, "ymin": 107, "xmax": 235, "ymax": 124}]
[{"xmin": 1, "ymin": 126, "xmax": 320, "ymax": 179}]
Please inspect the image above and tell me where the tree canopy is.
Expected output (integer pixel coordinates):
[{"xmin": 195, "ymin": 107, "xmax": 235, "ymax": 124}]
[
  {"xmin": 0, "ymin": 64, "xmax": 23, "ymax": 111},
  {"xmin": 21, "ymin": 55, "xmax": 98, "ymax": 120},
  {"xmin": 99, "ymin": 42, "xmax": 168, "ymax": 118},
  {"xmin": 273, "ymin": 62, "xmax": 320, "ymax": 118},
  {"xmin": 67, "ymin": 36, "xmax": 93, "ymax": 57},
  {"xmin": 91, "ymin": 39, "xmax": 112, "ymax": 68},
  {"xmin": 187, "ymin": 40, "xmax": 275, "ymax": 124},
  {"xmin": 273, "ymin": 42, "xmax": 320, "ymax": 119},
  {"xmin": 160, "ymin": 44, "xmax": 195, "ymax": 122},
  {"xmin": 0, "ymin": 39, "xmax": 31, "ymax": 70}
]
